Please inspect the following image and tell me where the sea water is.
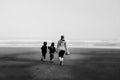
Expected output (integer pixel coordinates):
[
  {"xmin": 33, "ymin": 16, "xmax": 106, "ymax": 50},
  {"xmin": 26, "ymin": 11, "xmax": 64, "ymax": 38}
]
[{"xmin": 0, "ymin": 40, "xmax": 120, "ymax": 49}]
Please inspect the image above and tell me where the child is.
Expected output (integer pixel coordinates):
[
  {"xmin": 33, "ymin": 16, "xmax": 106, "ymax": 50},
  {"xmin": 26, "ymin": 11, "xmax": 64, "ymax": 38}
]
[
  {"xmin": 48, "ymin": 42, "xmax": 56, "ymax": 62},
  {"xmin": 41, "ymin": 42, "xmax": 47, "ymax": 61}
]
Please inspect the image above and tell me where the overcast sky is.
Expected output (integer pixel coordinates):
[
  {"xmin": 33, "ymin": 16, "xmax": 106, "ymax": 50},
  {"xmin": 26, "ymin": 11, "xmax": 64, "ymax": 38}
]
[{"xmin": 0, "ymin": 0, "xmax": 120, "ymax": 41}]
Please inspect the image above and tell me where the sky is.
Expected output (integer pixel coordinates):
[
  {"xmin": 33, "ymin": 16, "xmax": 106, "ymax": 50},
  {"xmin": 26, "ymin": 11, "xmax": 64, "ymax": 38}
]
[{"xmin": 0, "ymin": 0, "xmax": 120, "ymax": 41}]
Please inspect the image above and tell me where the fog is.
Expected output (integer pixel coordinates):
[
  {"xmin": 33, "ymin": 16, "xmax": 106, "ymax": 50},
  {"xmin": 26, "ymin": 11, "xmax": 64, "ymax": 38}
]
[{"xmin": 0, "ymin": 0, "xmax": 120, "ymax": 41}]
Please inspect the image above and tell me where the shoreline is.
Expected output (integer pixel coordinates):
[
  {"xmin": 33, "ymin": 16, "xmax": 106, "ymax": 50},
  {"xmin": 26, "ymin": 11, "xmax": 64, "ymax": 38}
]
[
  {"xmin": 0, "ymin": 45, "xmax": 120, "ymax": 49},
  {"xmin": 0, "ymin": 45, "xmax": 120, "ymax": 80}
]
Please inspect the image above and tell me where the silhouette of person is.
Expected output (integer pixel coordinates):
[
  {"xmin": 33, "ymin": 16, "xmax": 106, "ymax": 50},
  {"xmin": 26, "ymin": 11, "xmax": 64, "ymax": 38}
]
[
  {"xmin": 48, "ymin": 42, "xmax": 56, "ymax": 63},
  {"xmin": 41, "ymin": 42, "xmax": 47, "ymax": 61},
  {"xmin": 57, "ymin": 35, "xmax": 68, "ymax": 65}
]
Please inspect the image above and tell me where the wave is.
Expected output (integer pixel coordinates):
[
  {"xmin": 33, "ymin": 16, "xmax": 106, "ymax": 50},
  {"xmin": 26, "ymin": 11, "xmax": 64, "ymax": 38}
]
[{"xmin": 0, "ymin": 40, "xmax": 120, "ymax": 49}]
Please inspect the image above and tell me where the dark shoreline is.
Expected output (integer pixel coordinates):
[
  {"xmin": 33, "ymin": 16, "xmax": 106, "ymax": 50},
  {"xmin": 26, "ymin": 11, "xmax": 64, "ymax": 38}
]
[{"xmin": 0, "ymin": 47, "xmax": 120, "ymax": 80}]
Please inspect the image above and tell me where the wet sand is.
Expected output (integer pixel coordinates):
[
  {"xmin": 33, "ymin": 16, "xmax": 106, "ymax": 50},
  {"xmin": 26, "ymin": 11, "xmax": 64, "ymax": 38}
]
[{"xmin": 0, "ymin": 47, "xmax": 120, "ymax": 80}]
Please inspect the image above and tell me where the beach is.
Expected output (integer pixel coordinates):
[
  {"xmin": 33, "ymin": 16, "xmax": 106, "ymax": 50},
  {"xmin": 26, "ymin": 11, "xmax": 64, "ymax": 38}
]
[{"xmin": 0, "ymin": 47, "xmax": 120, "ymax": 80}]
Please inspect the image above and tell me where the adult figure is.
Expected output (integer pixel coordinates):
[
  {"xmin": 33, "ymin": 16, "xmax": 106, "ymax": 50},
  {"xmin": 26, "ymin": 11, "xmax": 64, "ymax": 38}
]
[{"xmin": 57, "ymin": 35, "xmax": 68, "ymax": 65}]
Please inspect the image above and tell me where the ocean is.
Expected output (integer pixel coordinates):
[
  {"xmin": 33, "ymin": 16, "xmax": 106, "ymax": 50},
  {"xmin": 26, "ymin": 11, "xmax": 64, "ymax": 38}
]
[{"xmin": 0, "ymin": 40, "xmax": 120, "ymax": 49}]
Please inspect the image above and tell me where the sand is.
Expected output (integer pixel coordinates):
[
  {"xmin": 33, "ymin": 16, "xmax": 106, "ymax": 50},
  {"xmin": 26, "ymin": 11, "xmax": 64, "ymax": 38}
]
[{"xmin": 0, "ymin": 47, "xmax": 120, "ymax": 80}]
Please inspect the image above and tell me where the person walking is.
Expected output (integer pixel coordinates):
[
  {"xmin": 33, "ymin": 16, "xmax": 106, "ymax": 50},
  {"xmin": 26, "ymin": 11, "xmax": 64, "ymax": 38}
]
[
  {"xmin": 57, "ymin": 35, "xmax": 68, "ymax": 65},
  {"xmin": 41, "ymin": 42, "xmax": 47, "ymax": 61},
  {"xmin": 48, "ymin": 42, "xmax": 56, "ymax": 63}
]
